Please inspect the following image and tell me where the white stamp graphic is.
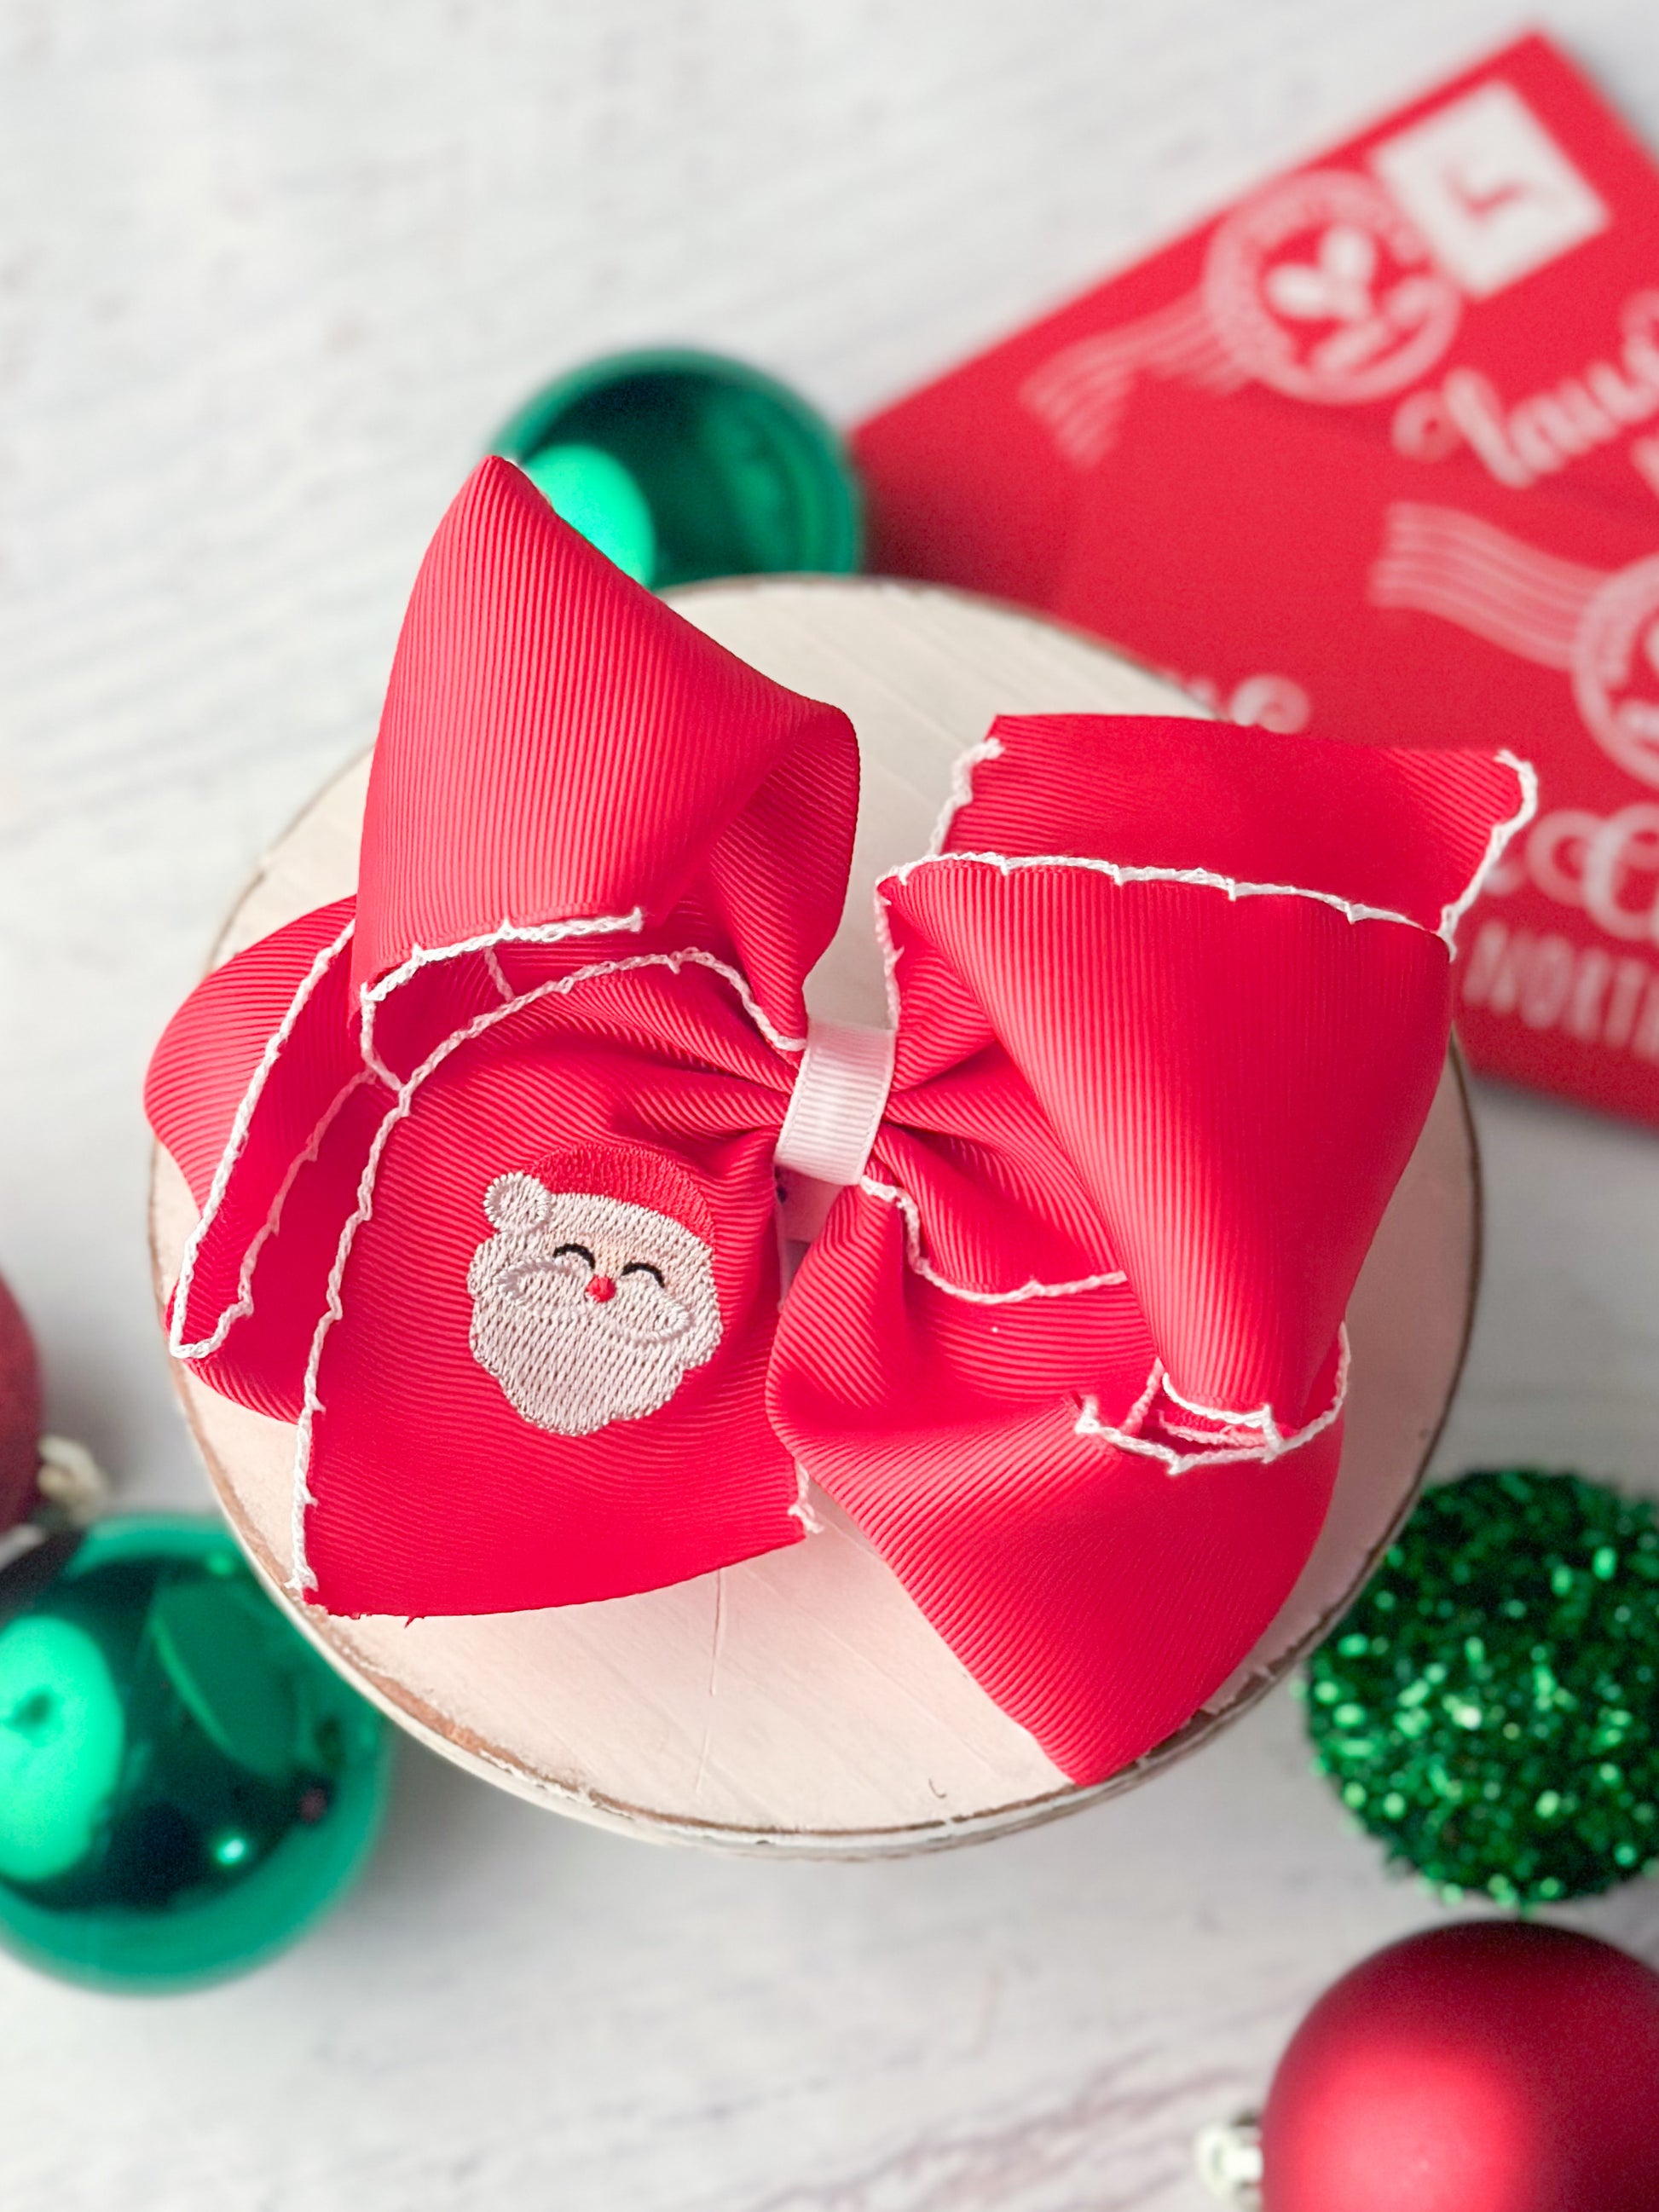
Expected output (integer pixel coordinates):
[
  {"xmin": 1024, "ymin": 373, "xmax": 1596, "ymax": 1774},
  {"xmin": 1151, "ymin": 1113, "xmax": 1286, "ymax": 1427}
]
[
  {"xmin": 469, "ymin": 1170, "xmax": 722, "ymax": 1436},
  {"xmin": 1371, "ymin": 81, "xmax": 1608, "ymax": 301},
  {"xmin": 1023, "ymin": 169, "xmax": 1461, "ymax": 464},
  {"xmin": 1202, "ymin": 170, "xmax": 1463, "ymax": 405},
  {"xmin": 1022, "ymin": 82, "xmax": 1605, "ymax": 469},
  {"xmin": 1574, "ymin": 555, "xmax": 1659, "ymax": 787},
  {"xmin": 1020, "ymin": 291, "xmax": 1247, "ymax": 470},
  {"xmin": 1368, "ymin": 503, "xmax": 1659, "ymax": 788}
]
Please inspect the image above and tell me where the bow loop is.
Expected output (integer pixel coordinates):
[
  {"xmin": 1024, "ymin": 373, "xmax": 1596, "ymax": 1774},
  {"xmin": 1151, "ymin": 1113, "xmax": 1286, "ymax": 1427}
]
[
  {"xmin": 876, "ymin": 719, "xmax": 1532, "ymax": 1427},
  {"xmin": 939, "ymin": 712, "xmax": 1532, "ymax": 936},
  {"xmin": 354, "ymin": 459, "xmax": 859, "ymax": 1051}
]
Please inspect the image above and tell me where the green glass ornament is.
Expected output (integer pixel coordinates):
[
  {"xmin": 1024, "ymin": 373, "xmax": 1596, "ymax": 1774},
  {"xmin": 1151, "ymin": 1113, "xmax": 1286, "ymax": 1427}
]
[
  {"xmin": 1302, "ymin": 1468, "xmax": 1659, "ymax": 1907},
  {"xmin": 492, "ymin": 348, "xmax": 862, "ymax": 589},
  {"xmin": 519, "ymin": 441, "xmax": 658, "ymax": 584},
  {"xmin": 0, "ymin": 1516, "xmax": 391, "ymax": 1991}
]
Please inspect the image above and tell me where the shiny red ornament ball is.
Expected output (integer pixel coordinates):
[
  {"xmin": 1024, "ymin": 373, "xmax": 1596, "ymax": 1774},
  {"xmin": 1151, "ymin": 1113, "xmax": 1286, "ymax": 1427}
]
[
  {"xmin": 1261, "ymin": 1921, "xmax": 1659, "ymax": 2212},
  {"xmin": 0, "ymin": 1270, "xmax": 41, "ymax": 1533}
]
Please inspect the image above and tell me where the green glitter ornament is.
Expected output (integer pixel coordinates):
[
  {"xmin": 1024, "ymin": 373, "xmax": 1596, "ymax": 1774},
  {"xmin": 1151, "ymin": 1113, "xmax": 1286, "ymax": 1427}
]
[
  {"xmin": 0, "ymin": 1516, "xmax": 391, "ymax": 1991},
  {"xmin": 1302, "ymin": 1469, "xmax": 1659, "ymax": 1907}
]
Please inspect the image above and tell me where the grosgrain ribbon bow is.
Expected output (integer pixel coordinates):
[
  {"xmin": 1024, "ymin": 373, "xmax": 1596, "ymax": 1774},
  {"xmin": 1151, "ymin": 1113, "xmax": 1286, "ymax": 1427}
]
[{"xmin": 146, "ymin": 460, "xmax": 1533, "ymax": 1785}]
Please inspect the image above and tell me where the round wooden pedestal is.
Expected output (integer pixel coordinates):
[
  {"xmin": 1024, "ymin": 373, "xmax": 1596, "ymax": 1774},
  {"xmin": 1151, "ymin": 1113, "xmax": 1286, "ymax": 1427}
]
[{"xmin": 149, "ymin": 576, "xmax": 1478, "ymax": 1857}]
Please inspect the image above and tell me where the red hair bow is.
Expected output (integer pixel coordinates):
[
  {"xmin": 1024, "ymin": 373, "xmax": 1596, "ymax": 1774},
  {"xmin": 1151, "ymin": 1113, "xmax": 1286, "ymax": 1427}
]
[{"xmin": 146, "ymin": 459, "xmax": 1530, "ymax": 1785}]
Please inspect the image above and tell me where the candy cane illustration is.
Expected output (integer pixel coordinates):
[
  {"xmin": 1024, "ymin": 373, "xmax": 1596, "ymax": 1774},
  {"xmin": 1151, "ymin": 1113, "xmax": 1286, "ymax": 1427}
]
[{"xmin": 1367, "ymin": 503, "xmax": 1659, "ymax": 788}]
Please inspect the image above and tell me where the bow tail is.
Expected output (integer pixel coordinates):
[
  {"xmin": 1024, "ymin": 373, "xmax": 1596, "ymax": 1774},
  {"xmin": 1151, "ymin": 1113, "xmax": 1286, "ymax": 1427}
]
[{"xmin": 771, "ymin": 1187, "xmax": 1341, "ymax": 1783}]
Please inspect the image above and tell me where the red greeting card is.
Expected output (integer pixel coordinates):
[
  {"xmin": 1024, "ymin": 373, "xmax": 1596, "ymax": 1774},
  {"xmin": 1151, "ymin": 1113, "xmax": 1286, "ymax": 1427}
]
[{"xmin": 854, "ymin": 31, "xmax": 1659, "ymax": 1123}]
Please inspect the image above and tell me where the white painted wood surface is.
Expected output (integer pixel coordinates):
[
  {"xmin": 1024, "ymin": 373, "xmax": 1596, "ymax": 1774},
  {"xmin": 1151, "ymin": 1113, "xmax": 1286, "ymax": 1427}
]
[
  {"xmin": 4, "ymin": 2, "xmax": 1659, "ymax": 2204},
  {"xmin": 147, "ymin": 577, "xmax": 1474, "ymax": 1849}
]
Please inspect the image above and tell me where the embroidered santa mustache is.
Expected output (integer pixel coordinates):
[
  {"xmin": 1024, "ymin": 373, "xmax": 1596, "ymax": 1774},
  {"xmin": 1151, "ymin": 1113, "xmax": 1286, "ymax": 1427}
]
[{"xmin": 468, "ymin": 1171, "xmax": 722, "ymax": 1437}]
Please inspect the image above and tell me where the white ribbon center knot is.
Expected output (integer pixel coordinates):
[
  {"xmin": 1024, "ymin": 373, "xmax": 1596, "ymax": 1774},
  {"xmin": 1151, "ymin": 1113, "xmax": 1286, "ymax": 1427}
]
[{"xmin": 773, "ymin": 1019, "xmax": 897, "ymax": 1238}]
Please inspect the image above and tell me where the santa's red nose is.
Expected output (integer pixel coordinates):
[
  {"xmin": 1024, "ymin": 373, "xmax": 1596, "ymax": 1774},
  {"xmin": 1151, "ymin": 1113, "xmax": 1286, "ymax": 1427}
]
[{"xmin": 587, "ymin": 1274, "xmax": 617, "ymax": 1303}]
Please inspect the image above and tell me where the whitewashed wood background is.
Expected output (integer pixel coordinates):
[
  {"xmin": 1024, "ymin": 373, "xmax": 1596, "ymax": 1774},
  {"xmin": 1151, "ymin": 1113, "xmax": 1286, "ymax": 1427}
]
[{"xmin": 3, "ymin": 3, "xmax": 1659, "ymax": 2205}]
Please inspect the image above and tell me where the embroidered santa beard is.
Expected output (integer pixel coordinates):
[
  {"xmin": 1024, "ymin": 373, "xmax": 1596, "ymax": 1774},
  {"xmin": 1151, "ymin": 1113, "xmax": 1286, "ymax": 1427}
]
[{"xmin": 468, "ymin": 1174, "xmax": 722, "ymax": 1436}]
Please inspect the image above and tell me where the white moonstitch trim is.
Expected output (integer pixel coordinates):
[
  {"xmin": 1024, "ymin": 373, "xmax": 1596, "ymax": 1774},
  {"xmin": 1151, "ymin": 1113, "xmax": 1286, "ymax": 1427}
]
[
  {"xmin": 1154, "ymin": 1415, "xmax": 1265, "ymax": 1446},
  {"xmin": 668, "ymin": 950, "xmax": 807, "ymax": 1056},
  {"xmin": 358, "ymin": 908, "xmax": 647, "ymax": 1079},
  {"xmin": 368, "ymin": 937, "xmax": 804, "ymax": 1075},
  {"xmin": 171, "ymin": 1068, "xmax": 382, "ymax": 1364},
  {"xmin": 360, "ymin": 921, "xmax": 807, "ymax": 1082},
  {"xmin": 1436, "ymin": 749, "xmax": 1537, "ymax": 945},
  {"xmin": 885, "ymin": 743, "xmax": 1537, "ymax": 954},
  {"xmin": 287, "ymin": 944, "xmax": 799, "ymax": 1596},
  {"xmin": 888, "ymin": 850, "xmax": 1442, "ymax": 937},
  {"xmin": 788, "ymin": 1464, "xmax": 824, "ymax": 1534},
  {"xmin": 1075, "ymin": 1325, "xmax": 1350, "ymax": 1478},
  {"xmin": 870, "ymin": 878, "xmax": 906, "ymax": 1033},
  {"xmin": 858, "ymin": 1175, "xmax": 1128, "ymax": 1305},
  {"xmin": 926, "ymin": 733, "xmax": 1004, "ymax": 857},
  {"xmin": 363, "ymin": 907, "xmax": 646, "ymax": 1004},
  {"xmin": 167, "ymin": 916, "xmax": 361, "ymax": 1363}
]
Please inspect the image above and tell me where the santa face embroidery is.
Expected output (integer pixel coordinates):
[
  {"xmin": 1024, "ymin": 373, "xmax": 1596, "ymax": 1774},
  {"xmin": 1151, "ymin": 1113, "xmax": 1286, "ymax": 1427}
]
[{"xmin": 468, "ymin": 1173, "xmax": 723, "ymax": 1436}]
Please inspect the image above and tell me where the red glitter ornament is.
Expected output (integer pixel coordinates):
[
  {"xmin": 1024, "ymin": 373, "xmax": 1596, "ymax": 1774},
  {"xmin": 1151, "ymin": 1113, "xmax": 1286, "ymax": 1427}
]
[
  {"xmin": 0, "ymin": 1271, "xmax": 41, "ymax": 1533},
  {"xmin": 1261, "ymin": 1922, "xmax": 1659, "ymax": 2212}
]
